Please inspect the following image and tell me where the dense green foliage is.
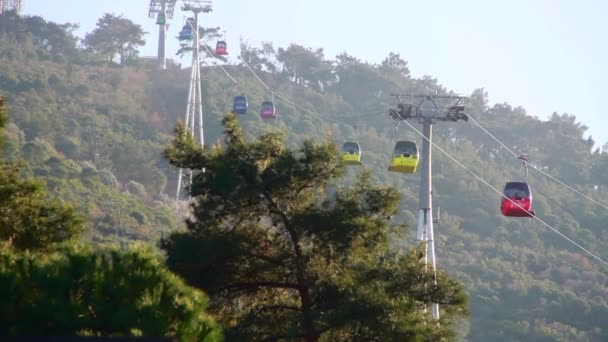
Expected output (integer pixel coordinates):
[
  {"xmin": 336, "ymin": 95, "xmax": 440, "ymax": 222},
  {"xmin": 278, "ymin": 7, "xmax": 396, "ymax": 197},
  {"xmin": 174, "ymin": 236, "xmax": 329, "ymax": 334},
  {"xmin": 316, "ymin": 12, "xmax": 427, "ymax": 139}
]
[
  {"xmin": 0, "ymin": 244, "xmax": 222, "ymax": 340},
  {"xmin": 0, "ymin": 160, "xmax": 85, "ymax": 250},
  {"xmin": 1, "ymin": 10, "xmax": 608, "ymax": 341},
  {"xmin": 0, "ymin": 97, "xmax": 84, "ymax": 250},
  {"xmin": 84, "ymin": 13, "xmax": 146, "ymax": 64},
  {"xmin": 162, "ymin": 115, "xmax": 467, "ymax": 340}
]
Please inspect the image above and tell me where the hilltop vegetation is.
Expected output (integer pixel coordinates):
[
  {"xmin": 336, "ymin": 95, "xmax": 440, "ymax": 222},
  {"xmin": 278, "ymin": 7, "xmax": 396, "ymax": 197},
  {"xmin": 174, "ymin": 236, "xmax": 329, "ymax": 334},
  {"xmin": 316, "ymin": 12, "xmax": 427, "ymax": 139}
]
[{"xmin": 1, "ymin": 10, "xmax": 608, "ymax": 341}]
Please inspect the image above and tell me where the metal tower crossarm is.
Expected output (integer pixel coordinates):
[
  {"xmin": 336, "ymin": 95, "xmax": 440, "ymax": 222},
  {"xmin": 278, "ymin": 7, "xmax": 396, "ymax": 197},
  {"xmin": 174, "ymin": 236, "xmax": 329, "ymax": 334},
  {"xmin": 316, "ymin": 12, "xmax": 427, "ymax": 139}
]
[
  {"xmin": 389, "ymin": 94, "xmax": 468, "ymax": 122},
  {"xmin": 148, "ymin": 0, "xmax": 178, "ymax": 19},
  {"xmin": 389, "ymin": 93, "xmax": 468, "ymax": 321},
  {"xmin": 0, "ymin": 0, "xmax": 22, "ymax": 14},
  {"xmin": 182, "ymin": 0, "xmax": 213, "ymax": 14}
]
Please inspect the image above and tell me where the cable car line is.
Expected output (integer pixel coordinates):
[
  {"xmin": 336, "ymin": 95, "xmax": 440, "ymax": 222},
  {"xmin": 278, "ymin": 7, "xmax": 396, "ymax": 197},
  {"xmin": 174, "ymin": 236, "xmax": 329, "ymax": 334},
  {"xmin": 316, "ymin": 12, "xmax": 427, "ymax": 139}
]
[
  {"xmin": 272, "ymin": 92, "xmax": 354, "ymax": 126},
  {"xmin": 206, "ymin": 55, "xmax": 238, "ymax": 87},
  {"xmin": 199, "ymin": 41, "xmax": 607, "ymax": 267},
  {"xmin": 239, "ymin": 56, "xmax": 356, "ymax": 127},
  {"xmin": 399, "ymin": 118, "xmax": 608, "ymax": 267},
  {"xmin": 219, "ymin": 51, "xmax": 605, "ymax": 230},
  {"xmin": 201, "ymin": 46, "xmax": 251, "ymax": 115},
  {"xmin": 231, "ymin": 56, "xmax": 422, "ymax": 172},
  {"xmin": 227, "ymin": 56, "xmax": 393, "ymax": 168},
  {"xmin": 237, "ymin": 56, "xmax": 280, "ymax": 119},
  {"xmin": 208, "ymin": 59, "xmax": 245, "ymax": 114},
  {"xmin": 239, "ymin": 56, "xmax": 272, "ymax": 92},
  {"xmin": 466, "ymin": 114, "xmax": 608, "ymax": 212},
  {"xmin": 208, "ymin": 57, "xmax": 605, "ymax": 222},
  {"xmin": 206, "ymin": 50, "xmax": 352, "ymax": 126}
]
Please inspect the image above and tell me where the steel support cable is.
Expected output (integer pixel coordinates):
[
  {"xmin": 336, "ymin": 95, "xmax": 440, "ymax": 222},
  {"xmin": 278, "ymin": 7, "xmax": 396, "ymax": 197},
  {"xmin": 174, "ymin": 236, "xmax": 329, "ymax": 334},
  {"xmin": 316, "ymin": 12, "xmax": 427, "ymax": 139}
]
[
  {"xmin": 202, "ymin": 45, "xmax": 240, "ymax": 86},
  {"xmin": 239, "ymin": 56, "xmax": 272, "ymax": 92},
  {"xmin": 211, "ymin": 61, "xmax": 239, "ymax": 86},
  {"xmin": 272, "ymin": 92, "xmax": 354, "ymax": 126},
  {"xmin": 199, "ymin": 49, "xmax": 607, "ymax": 265},
  {"xmin": 210, "ymin": 53, "xmax": 392, "ymax": 159},
  {"xmin": 399, "ymin": 119, "xmax": 608, "ymax": 267},
  {"xmin": 239, "ymin": 56, "xmax": 361, "ymax": 127},
  {"xmin": 206, "ymin": 48, "xmax": 607, "ymax": 266},
  {"xmin": 466, "ymin": 114, "xmax": 608, "ymax": 211}
]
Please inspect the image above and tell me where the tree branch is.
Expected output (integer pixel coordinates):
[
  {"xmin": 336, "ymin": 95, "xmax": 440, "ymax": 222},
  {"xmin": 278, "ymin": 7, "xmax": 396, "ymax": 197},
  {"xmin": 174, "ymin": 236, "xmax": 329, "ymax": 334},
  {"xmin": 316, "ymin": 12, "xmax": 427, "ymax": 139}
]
[
  {"xmin": 262, "ymin": 333, "xmax": 307, "ymax": 342},
  {"xmin": 248, "ymin": 251, "xmax": 286, "ymax": 267},
  {"xmin": 256, "ymin": 304, "xmax": 302, "ymax": 313},
  {"xmin": 219, "ymin": 281, "xmax": 300, "ymax": 292}
]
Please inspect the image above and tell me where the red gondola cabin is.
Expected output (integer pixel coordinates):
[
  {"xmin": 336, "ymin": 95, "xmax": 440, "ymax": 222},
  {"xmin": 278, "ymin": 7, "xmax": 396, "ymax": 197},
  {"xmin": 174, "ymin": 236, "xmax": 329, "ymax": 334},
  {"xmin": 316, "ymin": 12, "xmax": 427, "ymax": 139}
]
[
  {"xmin": 500, "ymin": 181, "xmax": 535, "ymax": 217},
  {"xmin": 216, "ymin": 41, "xmax": 227, "ymax": 55},
  {"xmin": 260, "ymin": 101, "xmax": 277, "ymax": 119}
]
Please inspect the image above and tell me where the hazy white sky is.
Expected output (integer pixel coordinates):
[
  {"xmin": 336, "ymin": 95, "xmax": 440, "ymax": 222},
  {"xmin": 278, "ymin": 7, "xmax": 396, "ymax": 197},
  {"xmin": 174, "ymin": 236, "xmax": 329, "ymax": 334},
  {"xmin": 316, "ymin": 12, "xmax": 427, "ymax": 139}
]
[{"xmin": 25, "ymin": 0, "xmax": 608, "ymax": 147}]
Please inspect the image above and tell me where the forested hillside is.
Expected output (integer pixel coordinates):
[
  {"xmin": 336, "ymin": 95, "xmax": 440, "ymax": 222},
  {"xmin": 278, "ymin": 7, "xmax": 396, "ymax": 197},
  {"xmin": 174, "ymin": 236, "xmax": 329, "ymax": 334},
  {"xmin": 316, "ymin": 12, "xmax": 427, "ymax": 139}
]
[
  {"xmin": 0, "ymin": 11, "xmax": 179, "ymax": 245},
  {"xmin": 2, "ymin": 10, "xmax": 608, "ymax": 341}
]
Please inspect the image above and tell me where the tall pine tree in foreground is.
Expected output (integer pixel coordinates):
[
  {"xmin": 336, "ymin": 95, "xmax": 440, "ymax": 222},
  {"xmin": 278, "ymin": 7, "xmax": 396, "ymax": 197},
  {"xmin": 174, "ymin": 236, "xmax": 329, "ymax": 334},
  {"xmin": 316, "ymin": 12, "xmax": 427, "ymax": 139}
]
[{"xmin": 162, "ymin": 114, "xmax": 468, "ymax": 341}]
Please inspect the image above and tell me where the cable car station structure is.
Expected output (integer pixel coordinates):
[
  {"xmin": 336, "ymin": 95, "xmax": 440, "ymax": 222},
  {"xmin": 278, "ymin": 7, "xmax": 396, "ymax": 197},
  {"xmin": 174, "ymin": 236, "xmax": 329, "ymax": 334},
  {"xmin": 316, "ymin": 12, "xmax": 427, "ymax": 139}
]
[{"xmin": 388, "ymin": 94, "xmax": 468, "ymax": 320}]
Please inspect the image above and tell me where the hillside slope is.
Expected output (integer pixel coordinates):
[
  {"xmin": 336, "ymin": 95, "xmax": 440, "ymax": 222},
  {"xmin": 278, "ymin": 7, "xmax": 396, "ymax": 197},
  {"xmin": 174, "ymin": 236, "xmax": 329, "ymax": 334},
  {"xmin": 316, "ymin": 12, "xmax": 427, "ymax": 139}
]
[{"xmin": 1, "ymin": 11, "xmax": 608, "ymax": 341}]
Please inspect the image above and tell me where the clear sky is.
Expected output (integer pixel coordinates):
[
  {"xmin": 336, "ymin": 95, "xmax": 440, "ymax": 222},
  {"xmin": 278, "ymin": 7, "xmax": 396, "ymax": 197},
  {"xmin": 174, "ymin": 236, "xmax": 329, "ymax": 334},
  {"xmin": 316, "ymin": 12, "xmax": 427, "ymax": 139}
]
[{"xmin": 24, "ymin": 0, "xmax": 608, "ymax": 147}]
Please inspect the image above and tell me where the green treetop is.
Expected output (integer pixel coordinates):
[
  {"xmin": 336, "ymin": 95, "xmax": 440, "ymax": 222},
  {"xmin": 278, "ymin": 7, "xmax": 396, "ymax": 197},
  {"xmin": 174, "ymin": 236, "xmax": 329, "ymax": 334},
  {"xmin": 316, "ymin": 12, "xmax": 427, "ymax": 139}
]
[{"xmin": 84, "ymin": 13, "xmax": 146, "ymax": 64}]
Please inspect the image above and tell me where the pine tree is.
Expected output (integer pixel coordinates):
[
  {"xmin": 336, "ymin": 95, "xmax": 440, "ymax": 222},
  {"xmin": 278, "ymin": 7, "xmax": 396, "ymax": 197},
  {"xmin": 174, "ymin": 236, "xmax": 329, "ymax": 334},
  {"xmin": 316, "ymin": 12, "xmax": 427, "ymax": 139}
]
[
  {"xmin": 0, "ymin": 244, "xmax": 222, "ymax": 340},
  {"xmin": 162, "ymin": 114, "xmax": 468, "ymax": 341}
]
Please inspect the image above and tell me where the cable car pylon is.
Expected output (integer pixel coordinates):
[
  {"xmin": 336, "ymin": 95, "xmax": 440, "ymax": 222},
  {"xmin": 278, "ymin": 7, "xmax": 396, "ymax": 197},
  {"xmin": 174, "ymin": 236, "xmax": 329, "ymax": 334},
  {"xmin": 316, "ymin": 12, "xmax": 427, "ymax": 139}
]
[
  {"xmin": 389, "ymin": 94, "xmax": 468, "ymax": 321},
  {"xmin": 175, "ymin": 0, "xmax": 213, "ymax": 200},
  {"xmin": 148, "ymin": 0, "xmax": 178, "ymax": 70}
]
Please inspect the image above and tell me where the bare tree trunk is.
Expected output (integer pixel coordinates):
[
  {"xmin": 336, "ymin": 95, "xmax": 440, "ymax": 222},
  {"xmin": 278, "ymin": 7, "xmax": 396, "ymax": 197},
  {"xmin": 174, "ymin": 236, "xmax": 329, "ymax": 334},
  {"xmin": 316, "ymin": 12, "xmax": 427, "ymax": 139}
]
[{"xmin": 298, "ymin": 285, "xmax": 318, "ymax": 342}]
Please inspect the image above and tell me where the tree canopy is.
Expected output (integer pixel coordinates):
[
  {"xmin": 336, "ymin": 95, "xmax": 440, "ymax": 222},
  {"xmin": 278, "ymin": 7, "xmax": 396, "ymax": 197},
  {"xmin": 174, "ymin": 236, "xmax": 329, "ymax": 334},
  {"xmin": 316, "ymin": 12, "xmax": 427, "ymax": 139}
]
[
  {"xmin": 0, "ymin": 98, "xmax": 85, "ymax": 250},
  {"xmin": 0, "ymin": 244, "xmax": 222, "ymax": 340},
  {"xmin": 84, "ymin": 13, "xmax": 146, "ymax": 63}
]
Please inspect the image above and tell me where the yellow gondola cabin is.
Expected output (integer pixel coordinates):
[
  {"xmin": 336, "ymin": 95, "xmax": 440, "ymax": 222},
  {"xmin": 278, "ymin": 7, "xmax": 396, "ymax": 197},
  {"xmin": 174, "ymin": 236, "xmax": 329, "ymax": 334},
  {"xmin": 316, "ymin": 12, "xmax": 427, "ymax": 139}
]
[
  {"xmin": 389, "ymin": 140, "xmax": 419, "ymax": 173},
  {"xmin": 341, "ymin": 141, "xmax": 362, "ymax": 165}
]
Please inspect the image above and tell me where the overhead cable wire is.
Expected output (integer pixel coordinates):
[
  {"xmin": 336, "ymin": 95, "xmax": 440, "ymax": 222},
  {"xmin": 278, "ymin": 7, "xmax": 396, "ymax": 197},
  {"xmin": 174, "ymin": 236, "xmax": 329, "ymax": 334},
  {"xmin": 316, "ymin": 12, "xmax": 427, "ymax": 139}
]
[
  {"xmin": 239, "ymin": 56, "xmax": 272, "ymax": 91},
  {"xmin": 207, "ymin": 52, "xmax": 373, "ymax": 131},
  {"xmin": 272, "ymin": 91, "xmax": 355, "ymax": 127},
  {"xmin": 399, "ymin": 119, "xmax": 608, "ymax": 268},
  {"xmin": 211, "ymin": 60, "xmax": 239, "ymax": 86},
  {"xmin": 238, "ymin": 56, "xmax": 362, "ymax": 127},
  {"xmin": 466, "ymin": 114, "xmax": 608, "ymax": 211},
  {"xmin": 202, "ymin": 45, "xmax": 239, "ymax": 86},
  {"xmin": 207, "ymin": 48, "xmax": 608, "ymax": 266}
]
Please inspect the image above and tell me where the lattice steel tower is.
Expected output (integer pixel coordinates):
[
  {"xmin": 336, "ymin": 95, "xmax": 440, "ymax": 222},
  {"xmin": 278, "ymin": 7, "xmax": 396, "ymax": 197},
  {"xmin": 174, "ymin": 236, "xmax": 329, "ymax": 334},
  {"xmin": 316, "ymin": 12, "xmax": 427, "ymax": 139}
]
[
  {"xmin": 175, "ymin": 0, "xmax": 213, "ymax": 200},
  {"xmin": 389, "ymin": 94, "xmax": 468, "ymax": 320},
  {"xmin": 0, "ymin": 0, "xmax": 23, "ymax": 14}
]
